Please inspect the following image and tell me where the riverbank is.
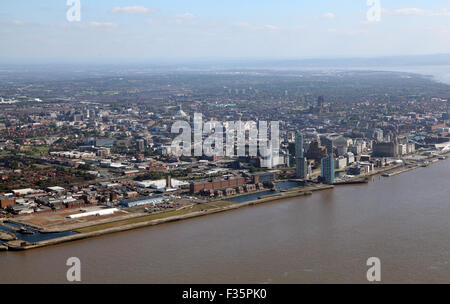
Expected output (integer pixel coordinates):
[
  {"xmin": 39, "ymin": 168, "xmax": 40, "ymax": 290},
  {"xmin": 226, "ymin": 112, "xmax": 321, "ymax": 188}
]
[
  {"xmin": 3, "ymin": 184, "xmax": 333, "ymax": 251},
  {"xmin": 383, "ymin": 166, "xmax": 419, "ymax": 177},
  {"xmin": 377, "ymin": 151, "xmax": 450, "ymax": 178}
]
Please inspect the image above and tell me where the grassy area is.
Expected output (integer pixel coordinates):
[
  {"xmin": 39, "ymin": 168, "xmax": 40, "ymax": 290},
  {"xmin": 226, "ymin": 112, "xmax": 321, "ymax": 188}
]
[
  {"xmin": 208, "ymin": 201, "xmax": 236, "ymax": 208},
  {"xmin": 74, "ymin": 203, "xmax": 218, "ymax": 234},
  {"xmin": 34, "ymin": 146, "xmax": 50, "ymax": 153},
  {"xmin": 22, "ymin": 146, "xmax": 50, "ymax": 155}
]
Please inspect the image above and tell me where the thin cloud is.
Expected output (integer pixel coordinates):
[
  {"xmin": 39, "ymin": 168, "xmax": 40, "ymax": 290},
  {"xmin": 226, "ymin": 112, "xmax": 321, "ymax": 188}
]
[
  {"xmin": 146, "ymin": 13, "xmax": 199, "ymax": 26},
  {"xmin": 87, "ymin": 22, "xmax": 118, "ymax": 29},
  {"xmin": 323, "ymin": 12, "xmax": 336, "ymax": 19},
  {"xmin": 175, "ymin": 13, "xmax": 197, "ymax": 20},
  {"xmin": 234, "ymin": 21, "xmax": 252, "ymax": 28},
  {"xmin": 382, "ymin": 8, "xmax": 450, "ymax": 17},
  {"xmin": 327, "ymin": 28, "xmax": 368, "ymax": 36},
  {"xmin": 174, "ymin": 13, "xmax": 198, "ymax": 24},
  {"xmin": 263, "ymin": 24, "xmax": 280, "ymax": 30},
  {"xmin": 234, "ymin": 22, "xmax": 281, "ymax": 31},
  {"xmin": 424, "ymin": 26, "xmax": 450, "ymax": 33},
  {"xmin": 110, "ymin": 6, "xmax": 153, "ymax": 15}
]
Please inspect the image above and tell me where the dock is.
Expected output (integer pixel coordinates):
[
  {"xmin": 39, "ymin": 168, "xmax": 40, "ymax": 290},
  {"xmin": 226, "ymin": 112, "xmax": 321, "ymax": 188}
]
[
  {"xmin": 333, "ymin": 177, "xmax": 369, "ymax": 185},
  {"xmin": 3, "ymin": 184, "xmax": 334, "ymax": 251},
  {"xmin": 0, "ymin": 231, "xmax": 17, "ymax": 241},
  {"xmin": 0, "ymin": 222, "xmax": 20, "ymax": 232}
]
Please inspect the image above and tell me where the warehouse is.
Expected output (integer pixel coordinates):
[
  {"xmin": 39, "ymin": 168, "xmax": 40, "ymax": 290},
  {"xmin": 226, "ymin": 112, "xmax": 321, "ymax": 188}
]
[
  {"xmin": 12, "ymin": 188, "xmax": 35, "ymax": 196},
  {"xmin": 137, "ymin": 178, "xmax": 189, "ymax": 189},
  {"xmin": 119, "ymin": 196, "xmax": 165, "ymax": 208},
  {"xmin": 66, "ymin": 208, "xmax": 119, "ymax": 219},
  {"xmin": 189, "ymin": 177, "xmax": 246, "ymax": 194},
  {"xmin": 47, "ymin": 186, "xmax": 66, "ymax": 193}
]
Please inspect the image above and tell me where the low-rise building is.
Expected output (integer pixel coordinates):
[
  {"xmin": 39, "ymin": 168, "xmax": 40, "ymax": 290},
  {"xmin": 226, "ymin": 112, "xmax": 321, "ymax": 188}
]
[{"xmin": 0, "ymin": 197, "xmax": 15, "ymax": 209}]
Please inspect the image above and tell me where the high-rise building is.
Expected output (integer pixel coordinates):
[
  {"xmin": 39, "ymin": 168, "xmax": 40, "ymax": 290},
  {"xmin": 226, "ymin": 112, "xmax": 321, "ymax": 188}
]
[
  {"xmin": 72, "ymin": 114, "xmax": 83, "ymax": 122},
  {"xmin": 372, "ymin": 128, "xmax": 384, "ymax": 142},
  {"xmin": 166, "ymin": 175, "xmax": 172, "ymax": 188},
  {"xmin": 297, "ymin": 157, "xmax": 308, "ymax": 179},
  {"xmin": 295, "ymin": 133, "xmax": 308, "ymax": 178},
  {"xmin": 136, "ymin": 139, "xmax": 145, "ymax": 152},
  {"xmin": 317, "ymin": 96, "xmax": 324, "ymax": 113},
  {"xmin": 88, "ymin": 109, "xmax": 96, "ymax": 121},
  {"xmin": 320, "ymin": 135, "xmax": 334, "ymax": 156},
  {"xmin": 321, "ymin": 154, "xmax": 335, "ymax": 184},
  {"xmin": 295, "ymin": 133, "xmax": 304, "ymax": 158}
]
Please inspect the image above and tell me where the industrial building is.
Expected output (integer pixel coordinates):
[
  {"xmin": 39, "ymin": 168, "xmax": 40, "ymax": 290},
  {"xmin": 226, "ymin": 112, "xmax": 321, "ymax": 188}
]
[
  {"xmin": 190, "ymin": 177, "xmax": 246, "ymax": 194},
  {"xmin": 12, "ymin": 188, "xmax": 35, "ymax": 196},
  {"xmin": 46, "ymin": 186, "xmax": 66, "ymax": 193},
  {"xmin": 250, "ymin": 171, "xmax": 276, "ymax": 184},
  {"xmin": 119, "ymin": 196, "xmax": 165, "ymax": 208},
  {"xmin": 137, "ymin": 177, "xmax": 189, "ymax": 191},
  {"xmin": 66, "ymin": 208, "xmax": 119, "ymax": 219}
]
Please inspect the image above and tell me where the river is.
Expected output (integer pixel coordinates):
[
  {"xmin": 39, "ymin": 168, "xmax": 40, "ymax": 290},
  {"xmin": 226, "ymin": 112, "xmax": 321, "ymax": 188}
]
[
  {"xmin": 1, "ymin": 159, "xmax": 450, "ymax": 283},
  {"xmin": 341, "ymin": 65, "xmax": 450, "ymax": 85},
  {"xmin": 363, "ymin": 65, "xmax": 450, "ymax": 85}
]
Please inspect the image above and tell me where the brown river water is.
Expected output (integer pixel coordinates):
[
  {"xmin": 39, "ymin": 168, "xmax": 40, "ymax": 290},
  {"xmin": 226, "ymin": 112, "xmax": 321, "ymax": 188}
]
[{"xmin": 1, "ymin": 159, "xmax": 450, "ymax": 284}]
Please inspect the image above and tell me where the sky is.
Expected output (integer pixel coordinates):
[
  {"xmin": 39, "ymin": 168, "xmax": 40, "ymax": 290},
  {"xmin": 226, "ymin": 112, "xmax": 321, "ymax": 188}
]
[{"xmin": 1, "ymin": 0, "xmax": 450, "ymax": 62}]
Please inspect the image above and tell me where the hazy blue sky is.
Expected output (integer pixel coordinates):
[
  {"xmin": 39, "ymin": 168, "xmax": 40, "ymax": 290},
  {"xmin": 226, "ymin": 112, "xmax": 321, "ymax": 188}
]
[{"xmin": 1, "ymin": 0, "xmax": 450, "ymax": 62}]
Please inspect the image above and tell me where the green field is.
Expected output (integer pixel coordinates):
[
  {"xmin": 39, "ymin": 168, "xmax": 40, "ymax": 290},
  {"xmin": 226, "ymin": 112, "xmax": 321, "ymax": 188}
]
[{"xmin": 22, "ymin": 146, "xmax": 50, "ymax": 155}]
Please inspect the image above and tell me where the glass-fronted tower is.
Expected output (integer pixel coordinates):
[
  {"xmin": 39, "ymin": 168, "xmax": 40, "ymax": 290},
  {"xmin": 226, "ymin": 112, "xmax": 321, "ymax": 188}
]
[
  {"xmin": 321, "ymin": 154, "xmax": 335, "ymax": 184},
  {"xmin": 295, "ymin": 133, "xmax": 308, "ymax": 178}
]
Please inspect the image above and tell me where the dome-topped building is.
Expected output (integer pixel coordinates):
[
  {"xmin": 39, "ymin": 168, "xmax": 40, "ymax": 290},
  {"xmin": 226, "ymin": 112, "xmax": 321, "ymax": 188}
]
[{"xmin": 174, "ymin": 104, "xmax": 189, "ymax": 119}]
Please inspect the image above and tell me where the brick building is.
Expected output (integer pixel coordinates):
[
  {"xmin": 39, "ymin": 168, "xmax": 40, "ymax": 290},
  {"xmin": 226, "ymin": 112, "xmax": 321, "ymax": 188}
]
[{"xmin": 190, "ymin": 177, "xmax": 246, "ymax": 194}]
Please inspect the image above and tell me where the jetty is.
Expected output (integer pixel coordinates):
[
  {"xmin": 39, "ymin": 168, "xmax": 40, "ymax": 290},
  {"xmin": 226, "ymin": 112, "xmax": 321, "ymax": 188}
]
[{"xmin": 333, "ymin": 177, "xmax": 369, "ymax": 185}]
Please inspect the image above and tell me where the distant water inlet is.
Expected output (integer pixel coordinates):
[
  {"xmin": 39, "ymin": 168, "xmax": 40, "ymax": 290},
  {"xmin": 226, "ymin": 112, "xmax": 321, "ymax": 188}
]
[{"xmin": 354, "ymin": 65, "xmax": 450, "ymax": 85}]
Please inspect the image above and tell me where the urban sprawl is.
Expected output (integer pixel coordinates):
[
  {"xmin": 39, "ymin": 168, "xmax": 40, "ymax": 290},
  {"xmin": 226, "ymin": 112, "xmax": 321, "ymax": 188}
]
[{"xmin": 0, "ymin": 69, "xmax": 449, "ymax": 250}]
